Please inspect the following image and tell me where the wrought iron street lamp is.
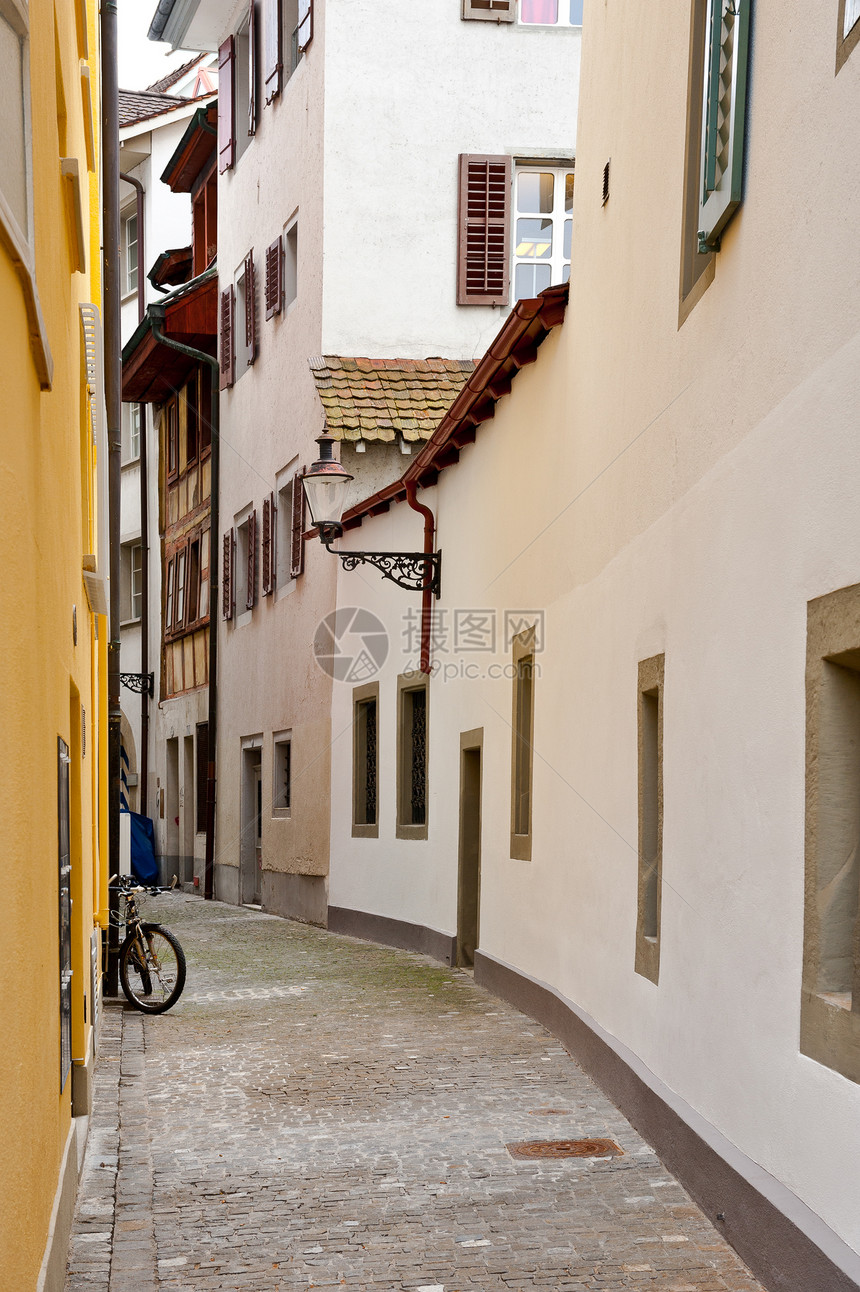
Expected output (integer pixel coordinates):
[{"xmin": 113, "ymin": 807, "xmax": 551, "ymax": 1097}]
[{"xmin": 302, "ymin": 433, "xmax": 441, "ymax": 596}]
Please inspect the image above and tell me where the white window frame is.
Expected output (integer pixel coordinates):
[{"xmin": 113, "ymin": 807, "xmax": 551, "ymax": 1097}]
[
  {"xmin": 130, "ymin": 543, "xmax": 143, "ymax": 621},
  {"xmin": 518, "ymin": 0, "xmax": 582, "ymax": 27},
  {"xmin": 512, "ymin": 164, "xmax": 573, "ymax": 303},
  {"xmin": 122, "ymin": 208, "xmax": 138, "ymax": 297}
]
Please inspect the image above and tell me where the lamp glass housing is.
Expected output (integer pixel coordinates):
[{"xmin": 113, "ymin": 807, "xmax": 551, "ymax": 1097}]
[{"xmin": 303, "ymin": 473, "xmax": 351, "ymax": 530}]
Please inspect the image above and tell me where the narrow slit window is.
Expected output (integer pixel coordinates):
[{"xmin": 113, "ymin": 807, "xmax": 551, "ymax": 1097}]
[
  {"xmin": 397, "ymin": 677, "xmax": 428, "ymax": 839},
  {"xmin": 635, "ymin": 655, "xmax": 664, "ymax": 984},
  {"xmin": 273, "ymin": 734, "xmax": 292, "ymax": 816},
  {"xmin": 510, "ymin": 632, "xmax": 535, "ymax": 860},
  {"xmin": 353, "ymin": 685, "xmax": 379, "ymax": 837}
]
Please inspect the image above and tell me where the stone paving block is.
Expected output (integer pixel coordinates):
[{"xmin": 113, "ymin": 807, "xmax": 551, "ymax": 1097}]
[{"xmin": 65, "ymin": 896, "xmax": 766, "ymax": 1292}]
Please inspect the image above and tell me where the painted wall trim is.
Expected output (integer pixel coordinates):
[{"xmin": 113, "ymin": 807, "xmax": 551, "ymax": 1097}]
[
  {"xmin": 36, "ymin": 1116, "xmax": 84, "ymax": 1292},
  {"xmin": 327, "ymin": 906, "xmax": 456, "ymax": 967},
  {"xmin": 474, "ymin": 949, "xmax": 860, "ymax": 1292}
]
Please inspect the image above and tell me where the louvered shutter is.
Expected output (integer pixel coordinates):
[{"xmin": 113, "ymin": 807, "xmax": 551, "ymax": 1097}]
[
  {"xmin": 290, "ymin": 469, "xmax": 306, "ymax": 579},
  {"xmin": 222, "ymin": 529, "xmax": 235, "ymax": 620},
  {"xmin": 219, "ymin": 285, "xmax": 235, "ymax": 389},
  {"xmin": 265, "ymin": 237, "xmax": 283, "ymax": 318},
  {"xmin": 246, "ymin": 508, "xmax": 257, "ymax": 609},
  {"xmin": 457, "ymin": 154, "xmax": 511, "ymax": 305},
  {"xmin": 244, "ymin": 252, "xmax": 257, "ymax": 364},
  {"xmin": 264, "ymin": 0, "xmax": 282, "ymax": 102},
  {"xmin": 248, "ymin": 0, "xmax": 257, "ymax": 136},
  {"xmin": 297, "ymin": 0, "xmax": 313, "ymax": 51},
  {"xmin": 218, "ymin": 37, "xmax": 235, "ymax": 173},
  {"xmin": 697, "ymin": 0, "xmax": 750, "ymax": 252},
  {"xmin": 461, "ymin": 0, "xmax": 515, "ymax": 21},
  {"xmin": 261, "ymin": 494, "xmax": 273, "ymax": 594}
]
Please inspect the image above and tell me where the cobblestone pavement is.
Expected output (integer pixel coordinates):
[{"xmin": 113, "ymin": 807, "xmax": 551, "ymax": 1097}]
[{"xmin": 66, "ymin": 895, "xmax": 764, "ymax": 1291}]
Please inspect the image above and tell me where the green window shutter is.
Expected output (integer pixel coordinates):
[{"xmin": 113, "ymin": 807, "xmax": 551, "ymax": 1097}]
[{"xmin": 697, "ymin": 0, "xmax": 750, "ymax": 253}]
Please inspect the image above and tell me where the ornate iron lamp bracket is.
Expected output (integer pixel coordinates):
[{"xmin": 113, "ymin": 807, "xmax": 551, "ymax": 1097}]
[
  {"xmin": 120, "ymin": 672, "xmax": 154, "ymax": 697},
  {"xmin": 320, "ymin": 529, "xmax": 440, "ymax": 597}
]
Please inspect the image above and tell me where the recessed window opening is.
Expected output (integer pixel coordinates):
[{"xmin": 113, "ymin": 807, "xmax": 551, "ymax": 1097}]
[
  {"xmin": 513, "ymin": 167, "xmax": 572, "ymax": 301},
  {"xmin": 273, "ymin": 733, "xmax": 292, "ymax": 816},
  {"xmin": 353, "ymin": 687, "xmax": 378, "ymax": 835},
  {"xmin": 640, "ymin": 690, "xmax": 659, "ymax": 939},
  {"xmin": 397, "ymin": 677, "xmax": 428, "ymax": 839},
  {"xmin": 635, "ymin": 654, "xmax": 664, "ymax": 985},
  {"xmin": 234, "ymin": 17, "xmax": 252, "ymax": 161},
  {"xmin": 284, "ymin": 220, "xmax": 298, "ymax": 308},
  {"xmin": 236, "ymin": 515, "xmax": 250, "ymax": 612},
  {"xmin": 235, "ymin": 265, "xmax": 253, "ymax": 375},
  {"xmin": 513, "ymin": 656, "xmax": 534, "ymax": 835},
  {"xmin": 814, "ymin": 659, "xmax": 860, "ymax": 1009}
]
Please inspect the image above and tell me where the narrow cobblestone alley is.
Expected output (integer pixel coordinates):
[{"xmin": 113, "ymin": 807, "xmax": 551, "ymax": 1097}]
[{"xmin": 65, "ymin": 896, "xmax": 765, "ymax": 1292}]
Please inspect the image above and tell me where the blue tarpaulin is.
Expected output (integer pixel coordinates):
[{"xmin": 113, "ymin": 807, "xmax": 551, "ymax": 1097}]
[{"xmin": 127, "ymin": 811, "xmax": 159, "ymax": 885}]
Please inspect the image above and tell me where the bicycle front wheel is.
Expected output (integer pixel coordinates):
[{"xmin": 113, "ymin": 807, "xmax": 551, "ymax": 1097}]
[{"xmin": 119, "ymin": 924, "xmax": 186, "ymax": 1013}]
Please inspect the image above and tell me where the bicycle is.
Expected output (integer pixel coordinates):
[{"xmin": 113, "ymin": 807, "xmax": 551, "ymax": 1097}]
[{"xmin": 109, "ymin": 874, "xmax": 187, "ymax": 1013}]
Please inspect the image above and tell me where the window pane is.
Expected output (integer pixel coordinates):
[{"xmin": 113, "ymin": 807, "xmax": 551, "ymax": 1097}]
[
  {"xmin": 130, "ymin": 406, "xmax": 140, "ymax": 458},
  {"xmin": 515, "ymin": 263, "xmax": 552, "ymax": 300},
  {"xmin": 562, "ymin": 264, "xmax": 570, "ymax": 283},
  {"xmin": 846, "ymin": 0, "xmax": 860, "ymax": 35},
  {"xmin": 516, "ymin": 218, "xmax": 553, "ymax": 259},
  {"xmin": 563, "ymin": 219, "xmax": 572, "ymax": 259},
  {"xmin": 517, "ymin": 171, "xmax": 554, "ymax": 213},
  {"xmin": 565, "ymin": 173, "xmax": 575, "ymax": 213},
  {"xmin": 521, "ymin": 0, "xmax": 558, "ymax": 23},
  {"xmin": 569, "ymin": 0, "xmax": 584, "ymax": 24}
]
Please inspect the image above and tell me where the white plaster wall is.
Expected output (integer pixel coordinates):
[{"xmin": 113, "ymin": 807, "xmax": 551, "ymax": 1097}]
[
  {"xmin": 328, "ymin": 0, "xmax": 860, "ymax": 1257},
  {"xmin": 321, "ymin": 0, "xmax": 580, "ymax": 361}
]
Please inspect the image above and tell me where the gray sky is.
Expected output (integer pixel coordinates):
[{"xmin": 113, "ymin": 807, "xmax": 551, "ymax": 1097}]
[{"xmin": 118, "ymin": 0, "xmax": 196, "ymax": 90}]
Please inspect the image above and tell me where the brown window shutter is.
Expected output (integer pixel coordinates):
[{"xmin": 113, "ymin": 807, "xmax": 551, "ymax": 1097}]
[
  {"xmin": 290, "ymin": 469, "xmax": 305, "ymax": 579},
  {"xmin": 222, "ymin": 528, "xmax": 235, "ymax": 620},
  {"xmin": 264, "ymin": 237, "xmax": 283, "ymax": 319},
  {"xmin": 261, "ymin": 494, "xmax": 272, "ymax": 595},
  {"xmin": 457, "ymin": 153, "xmax": 511, "ymax": 305},
  {"xmin": 219, "ymin": 285, "xmax": 235, "ymax": 389},
  {"xmin": 248, "ymin": 0, "xmax": 257, "ymax": 136},
  {"xmin": 245, "ymin": 252, "xmax": 257, "ymax": 363},
  {"xmin": 246, "ymin": 508, "xmax": 257, "ymax": 609},
  {"xmin": 264, "ymin": 0, "xmax": 281, "ymax": 102},
  {"xmin": 461, "ymin": 0, "xmax": 515, "ymax": 21},
  {"xmin": 218, "ymin": 36, "xmax": 235, "ymax": 172},
  {"xmin": 297, "ymin": 0, "xmax": 313, "ymax": 51}
]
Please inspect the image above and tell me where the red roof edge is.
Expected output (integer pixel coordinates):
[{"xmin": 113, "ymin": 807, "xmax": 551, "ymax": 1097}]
[{"xmin": 340, "ymin": 283, "xmax": 569, "ymax": 532}]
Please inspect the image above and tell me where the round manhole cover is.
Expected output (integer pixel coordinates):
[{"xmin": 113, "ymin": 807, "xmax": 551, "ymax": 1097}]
[{"xmin": 506, "ymin": 1138, "xmax": 624, "ymax": 1160}]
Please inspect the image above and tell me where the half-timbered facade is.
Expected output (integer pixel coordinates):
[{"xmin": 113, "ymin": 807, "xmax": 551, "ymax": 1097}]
[{"xmin": 122, "ymin": 104, "xmax": 218, "ymax": 885}]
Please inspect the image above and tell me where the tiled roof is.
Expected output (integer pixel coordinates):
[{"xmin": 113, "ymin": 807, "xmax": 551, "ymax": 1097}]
[
  {"xmin": 146, "ymin": 54, "xmax": 206, "ymax": 94},
  {"xmin": 308, "ymin": 356, "xmax": 475, "ymax": 444},
  {"xmin": 119, "ymin": 89, "xmax": 187, "ymax": 127}
]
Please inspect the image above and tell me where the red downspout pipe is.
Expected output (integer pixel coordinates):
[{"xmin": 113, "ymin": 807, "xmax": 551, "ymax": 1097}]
[{"xmin": 405, "ymin": 482, "xmax": 435, "ymax": 676}]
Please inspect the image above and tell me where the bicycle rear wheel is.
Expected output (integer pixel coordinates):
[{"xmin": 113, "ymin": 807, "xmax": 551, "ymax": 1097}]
[{"xmin": 119, "ymin": 924, "xmax": 186, "ymax": 1013}]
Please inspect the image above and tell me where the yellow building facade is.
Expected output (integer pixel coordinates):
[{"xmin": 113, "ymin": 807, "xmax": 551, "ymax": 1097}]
[{"xmin": 0, "ymin": 0, "xmax": 108, "ymax": 1286}]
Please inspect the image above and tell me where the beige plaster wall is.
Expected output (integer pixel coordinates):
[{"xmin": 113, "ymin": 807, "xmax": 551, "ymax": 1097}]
[{"xmin": 328, "ymin": 0, "xmax": 860, "ymax": 1261}]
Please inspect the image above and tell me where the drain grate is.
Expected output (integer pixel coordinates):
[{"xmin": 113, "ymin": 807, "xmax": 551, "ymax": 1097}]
[
  {"xmin": 506, "ymin": 1138, "xmax": 624, "ymax": 1160},
  {"xmin": 528, "ymin": 1108, "xmax": 571, "ymax": 1116}
]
